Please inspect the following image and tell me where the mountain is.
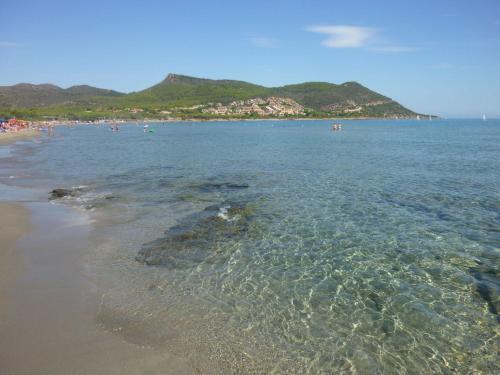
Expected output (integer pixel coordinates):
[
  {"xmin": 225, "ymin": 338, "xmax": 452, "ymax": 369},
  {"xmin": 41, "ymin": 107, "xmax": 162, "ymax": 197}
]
[
  {"xmin": 122, "ymin": 74, "xmax": 270, "ymax": 107},
  {"xmin": 0, "ymin": 74, "xmax": 423, "ymax": 119},
  {"xmin": 0, "ymin": 83, "xmax": 123, "ymax": 107},
  {"xmin": 272, "ymin": 81, "xmax": 412, "ymax": 116}
]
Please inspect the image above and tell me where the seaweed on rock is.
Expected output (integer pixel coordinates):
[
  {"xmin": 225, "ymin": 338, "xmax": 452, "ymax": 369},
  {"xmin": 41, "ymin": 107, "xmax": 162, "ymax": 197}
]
[{"xmin": 136, "ymin": 201, "xmax": 255, "ymax": 268}]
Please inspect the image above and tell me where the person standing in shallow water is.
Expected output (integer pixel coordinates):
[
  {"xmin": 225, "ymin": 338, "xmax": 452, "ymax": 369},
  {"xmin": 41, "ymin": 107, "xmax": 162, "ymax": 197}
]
[{"xmin": 332, "ymin": 123, "xmax": 343, "ymax": 131}]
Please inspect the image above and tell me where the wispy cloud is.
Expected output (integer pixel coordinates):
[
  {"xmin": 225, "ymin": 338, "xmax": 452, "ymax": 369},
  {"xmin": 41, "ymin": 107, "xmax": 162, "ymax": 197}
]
[
  {"xmin": 306, "ymin": 25, "xmax": 376, "ymax": 48},
  {"xmin": 306, "ymin": 25, "xmax": 416, "ymax": 53},
  {"xmin": 248, "ymin": 37, "xmax": 279, "ymax": 48},
  {"xmin": 0, "ymin": 41, "xmax": 23, "ymax": 48}
]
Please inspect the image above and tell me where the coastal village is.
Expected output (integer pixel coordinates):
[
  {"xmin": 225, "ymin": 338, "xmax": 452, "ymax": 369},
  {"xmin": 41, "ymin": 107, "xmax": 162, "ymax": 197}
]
[
  {"xmin": 0, "ymin": 91, "xmax": 429, "ymax": 134},
  {"xmin": 201, "ymin": 97, "xmax": 305, "ymax": 116}
]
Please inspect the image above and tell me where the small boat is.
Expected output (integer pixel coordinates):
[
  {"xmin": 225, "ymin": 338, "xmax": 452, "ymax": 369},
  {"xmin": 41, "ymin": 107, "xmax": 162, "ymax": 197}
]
[{"xmin": 483, "ymin": 114, "xmax": 486, "ymax": 121}]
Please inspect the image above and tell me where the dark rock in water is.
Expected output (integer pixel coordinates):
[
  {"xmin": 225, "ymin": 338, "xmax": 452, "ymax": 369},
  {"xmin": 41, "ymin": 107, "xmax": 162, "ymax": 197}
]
[
  {"xmin": 189, "ymin": 181, "xmax": 249, "ymax": 193},
  {"xmin": 469, "ymin": 265, "xmax": 500, "ymax": 322},
  {"xmin": 476, "ymin": 283, "xmax": 498, "ymax": 313},
  {"xmin": 381, "ymin": 318, "xmax": 395, "ymax": 335},
  {"xmin": 367, "ymin": 292, "xmax": 384, "ymax": 312},
  {"xmin": 224, "ymin": 183, "xmax": 250, "ymax": 189},
  {"xmin": 49, "ymin": 186, "xmax": 91, "ymax": 201},
  {"xmin": 49, "ymin": 188, "xmax": 74, "ymax": 200},
  {"xmin": 136, "ymin": 201, "xmax": 255, "ymax": 268}
]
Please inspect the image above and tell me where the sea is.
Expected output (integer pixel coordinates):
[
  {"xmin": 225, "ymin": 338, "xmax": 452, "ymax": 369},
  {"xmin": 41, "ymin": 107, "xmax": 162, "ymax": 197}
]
[{"xmin": 1, "ymin": 119, "xmax": 498, "ymax": 373}]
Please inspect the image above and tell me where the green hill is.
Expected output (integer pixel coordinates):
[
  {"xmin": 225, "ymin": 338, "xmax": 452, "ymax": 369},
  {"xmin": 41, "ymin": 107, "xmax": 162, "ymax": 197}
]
[
  {"xmin": 273, "ymin": 81, "xmax": 386, "ymax": 108},
  {"xmin": 272, "ymin": 81, "xmax": 414, "ymax": 116},
  {"xmin": 0, "ymin": 83, "xmax": 123, "ymax": 108},
  {"xmin": 122, "ymin": 74, "xmax": 270, "ymax": 107},
  {"xmin": 0, "ymin": 73, "xmax": 424, "ymax": 120}
]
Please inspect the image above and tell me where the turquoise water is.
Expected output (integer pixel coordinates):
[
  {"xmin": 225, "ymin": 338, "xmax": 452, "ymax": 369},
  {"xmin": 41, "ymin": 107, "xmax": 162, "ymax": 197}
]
[{"xmin": 1, "ymin": 120, "xmax": 499, "ymax": 373}]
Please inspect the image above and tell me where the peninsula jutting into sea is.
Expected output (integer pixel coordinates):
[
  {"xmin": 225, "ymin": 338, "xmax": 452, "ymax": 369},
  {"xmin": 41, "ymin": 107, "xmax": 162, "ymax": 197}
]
[{"xmin": 0, "ymin": 73, "xmax": 430, "ymax": 121}]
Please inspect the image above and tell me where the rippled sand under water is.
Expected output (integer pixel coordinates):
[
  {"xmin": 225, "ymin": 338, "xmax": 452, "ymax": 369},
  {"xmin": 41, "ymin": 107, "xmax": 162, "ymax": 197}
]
[{"xmin": 3, "ymin": 120, "xmax": 499, "ymax": 373}]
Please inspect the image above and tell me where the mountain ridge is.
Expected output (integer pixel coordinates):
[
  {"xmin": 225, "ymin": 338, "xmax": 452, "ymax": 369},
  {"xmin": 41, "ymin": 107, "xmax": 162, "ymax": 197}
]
[
  {"xmin": 0, "ymin": 83, "xmax": 123, "ymax": 108},
  {"xmin": 0, "ymin": 73, "xmax": 426, "ymax": 119}
]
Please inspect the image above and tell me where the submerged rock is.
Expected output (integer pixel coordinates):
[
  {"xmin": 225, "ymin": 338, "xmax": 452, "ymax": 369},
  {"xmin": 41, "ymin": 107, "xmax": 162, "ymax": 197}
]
[
  {"xmin": 49, "ymin": 188, "xmax": 75, "ymax": 199},
  {"xmin": 188, "ymin": 181, "xmax": 249, "ymax": 193},
  {"xmin": 469, "ymin": 265, "xmax": 500, "ymax": 322},
  {"xmin": 136, "ymin": 201, "xmax": 255, "ymax": 267},
  {"xmin": 49, "ymin": 186, "xmax": 91, "ymax": 201}
]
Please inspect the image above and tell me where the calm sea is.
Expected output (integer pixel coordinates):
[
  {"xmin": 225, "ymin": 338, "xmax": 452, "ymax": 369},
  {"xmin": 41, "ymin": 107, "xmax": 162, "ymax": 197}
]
[{"xmin": 1, "ymin": 119, "xmax": 499, "ymax": 373}]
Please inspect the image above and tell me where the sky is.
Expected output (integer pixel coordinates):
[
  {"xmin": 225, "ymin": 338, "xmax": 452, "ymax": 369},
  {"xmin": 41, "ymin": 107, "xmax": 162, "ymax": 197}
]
[{"xmin": 1, "ymin": 0, "xmax": 499, "ymax": 117}]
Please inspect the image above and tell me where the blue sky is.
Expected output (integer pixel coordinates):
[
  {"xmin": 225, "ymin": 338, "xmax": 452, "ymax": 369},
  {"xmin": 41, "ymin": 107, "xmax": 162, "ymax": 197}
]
[{"xmin": 1, "ymin": 0, "xmax": 499, "ymax": 117}]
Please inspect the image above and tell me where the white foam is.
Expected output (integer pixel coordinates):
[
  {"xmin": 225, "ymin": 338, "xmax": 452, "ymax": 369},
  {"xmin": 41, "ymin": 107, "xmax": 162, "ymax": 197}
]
[
  {"xmin": 72, "ymin": 185, "xmax": 89, "ymax": 190},
  {"xmin": 217, "ymin": 205, "xmax": 231, "ymax": 221}
]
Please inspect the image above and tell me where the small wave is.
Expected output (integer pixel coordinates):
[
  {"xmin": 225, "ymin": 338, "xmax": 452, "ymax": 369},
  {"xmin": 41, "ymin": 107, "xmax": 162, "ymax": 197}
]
[{"xmin": 72, "ymin": 185, "xmax": 90, "ymax": 190}]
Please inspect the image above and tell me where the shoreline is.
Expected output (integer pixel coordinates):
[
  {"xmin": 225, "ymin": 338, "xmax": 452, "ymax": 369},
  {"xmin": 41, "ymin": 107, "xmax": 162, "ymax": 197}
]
[
  {"xmin": 25, "ymin": 116, "xmax": 431, "ymax": 128},
  {"xmin": 0, "ymin": 136, "xmax": 195, "ymax": 374},
  {"xmin": 0, "ymin": 202, "xmax": 31, "ymax": 322},
  {"xmin": 0, "ymin": 199, "xmax": 194, "ymax": 374},
  {"xmin": 1, "ymin": 119, "xmax": 495, "ymax": 373},
  {"xmin": 0, "ymin": 129, "xmax": 40, "ymax": 145}
]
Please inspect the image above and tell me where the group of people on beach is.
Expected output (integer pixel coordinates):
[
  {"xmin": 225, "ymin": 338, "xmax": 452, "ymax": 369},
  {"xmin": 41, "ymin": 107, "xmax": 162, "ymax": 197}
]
[{"xmin": 0, "ymin": 118, "xmax": 30, "ymax": 133}]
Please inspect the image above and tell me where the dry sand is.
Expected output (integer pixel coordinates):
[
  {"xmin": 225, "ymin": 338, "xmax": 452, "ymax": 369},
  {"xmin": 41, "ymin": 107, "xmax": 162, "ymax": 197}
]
[{"xmin": 0, "ymin": 202, "xmax": 195, "ymax": 375}]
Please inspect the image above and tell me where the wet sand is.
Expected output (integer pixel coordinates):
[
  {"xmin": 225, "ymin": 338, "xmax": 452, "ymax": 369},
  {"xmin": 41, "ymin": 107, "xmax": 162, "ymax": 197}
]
[
  {"xmin": 0, "ymin": 130, "xmax": 40, "ymax": 145},
  {"xmin": 0, "ymin": 203, "xmax": 31, "ymax": 319},
  {"xmin": 0, "ymin": 202, "xmax": 194, "ymax": 375}
]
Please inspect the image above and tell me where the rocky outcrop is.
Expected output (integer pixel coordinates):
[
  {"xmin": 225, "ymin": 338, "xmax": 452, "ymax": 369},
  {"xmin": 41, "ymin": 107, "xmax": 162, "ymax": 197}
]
[
  {"xmin": 136, "ymin": 201, "xmax": 255, "ymax": 267},
  {"xmin": 48, "ymin": 186, "xmax": 88, "ymax": 200},
  {"xmin": 49, "ymin": 188, "xmax": 75, "ymax": 199}
]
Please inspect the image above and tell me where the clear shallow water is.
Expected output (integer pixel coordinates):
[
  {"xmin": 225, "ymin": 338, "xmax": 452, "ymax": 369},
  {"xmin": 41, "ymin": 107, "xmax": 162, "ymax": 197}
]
[{"xmin": 1, "ymin": 120, "xmax": 499, "ymax": 373}]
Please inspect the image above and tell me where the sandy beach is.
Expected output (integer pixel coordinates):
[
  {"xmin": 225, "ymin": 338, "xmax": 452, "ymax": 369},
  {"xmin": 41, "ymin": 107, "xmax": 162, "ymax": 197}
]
[
  {"xmin": 0, "ymin": 201, "xmax": 195, "ymax": 375},
  {"xmin": 0, "ymin": 203, "xmax": 31, "ymax": 319},
  {"xmin": 0, "ymin": 130, "xmax": 40, "ymax": 145}
]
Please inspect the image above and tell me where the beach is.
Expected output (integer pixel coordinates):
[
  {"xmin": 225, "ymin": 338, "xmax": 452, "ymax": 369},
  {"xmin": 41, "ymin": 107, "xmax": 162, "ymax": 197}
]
[
  {"xmin": 0, "ymin": 203, "xmax": 31, "ymax": 318},
  {"xmin": 0, "ymin": 200, "xmax": 195, "ymax": 374},
  {"xmin": 0, "ymin": 129, "xmax": 40, "ymax": 145},
  {"xmin": 0, "ymin": 120, "xmax": 498, "ymax": 373},
  {"xmin": 0, "ymin": 135, "xmax": 197, "ymax": 374}
]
